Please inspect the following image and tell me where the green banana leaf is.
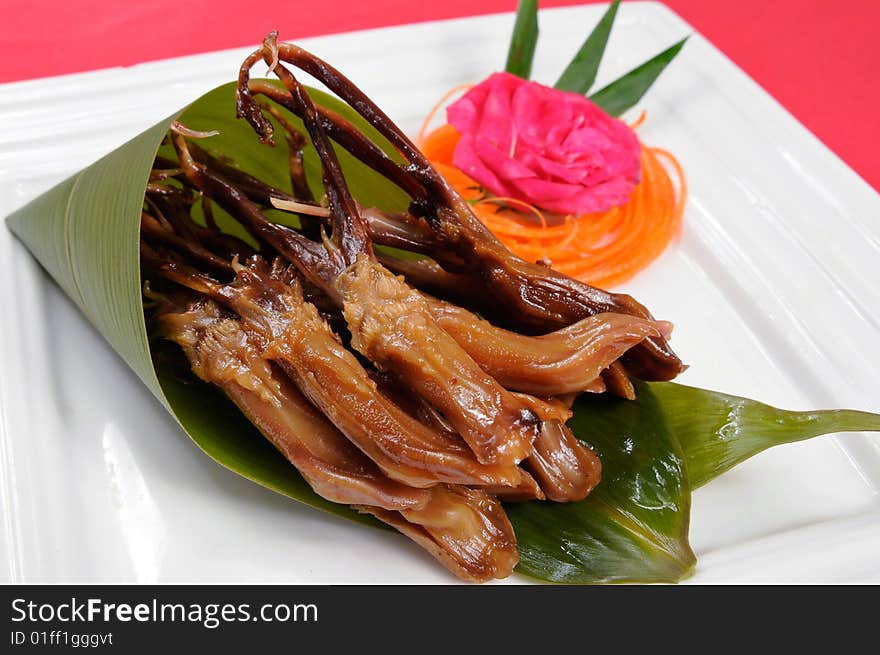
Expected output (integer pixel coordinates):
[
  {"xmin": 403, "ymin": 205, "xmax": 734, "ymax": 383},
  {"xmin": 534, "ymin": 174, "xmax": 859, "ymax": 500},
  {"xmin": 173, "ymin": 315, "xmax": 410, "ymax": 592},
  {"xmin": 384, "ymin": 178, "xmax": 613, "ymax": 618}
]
[
  {"xmin": 6, "ymin": 79, "xmax": 880, "ymax": 584},
  {"xmin": 650, "ymin": 382, "xmax": 880, "ymax": 489}
]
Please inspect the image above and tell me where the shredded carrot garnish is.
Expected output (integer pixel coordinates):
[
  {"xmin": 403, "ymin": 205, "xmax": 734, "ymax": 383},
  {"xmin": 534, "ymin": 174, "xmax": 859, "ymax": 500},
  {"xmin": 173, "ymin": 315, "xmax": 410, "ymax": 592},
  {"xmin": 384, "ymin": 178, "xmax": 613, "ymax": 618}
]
[
  {"xmin": 418, "ymin": 121, "xmax": 686, "ymax": 289},
  {"xmin": 474, "ymin": 196, "xmax": 549, "ymax": 230},
  {"xmin": 417, "ymin": 84, "xmax": 474, "ymax": 146},
  {"xmin": 629, "ymin": 110, "xmax": 648, "ymax": 129}
]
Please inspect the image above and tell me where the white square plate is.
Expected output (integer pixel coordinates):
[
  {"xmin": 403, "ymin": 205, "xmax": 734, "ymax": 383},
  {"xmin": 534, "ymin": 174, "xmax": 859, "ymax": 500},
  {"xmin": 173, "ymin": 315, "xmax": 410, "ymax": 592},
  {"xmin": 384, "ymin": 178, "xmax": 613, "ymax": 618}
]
[{"xmin": 1, "ymin": 2, "xmax": 879, "ymax": 584}]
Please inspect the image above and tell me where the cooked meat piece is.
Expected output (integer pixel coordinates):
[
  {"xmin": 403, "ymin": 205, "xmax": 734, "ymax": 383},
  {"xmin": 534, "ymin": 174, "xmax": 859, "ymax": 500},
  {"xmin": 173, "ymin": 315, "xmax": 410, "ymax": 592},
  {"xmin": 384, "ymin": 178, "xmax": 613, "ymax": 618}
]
[
  {"xmin": 153, "ymin": 295, "xmax": 431, "ymax": 510},
  {"xmin": 357, "ymin": 484, "xmax": 519, "ymax": 582},
  {"xmin": 143, "ymin": 244, "xmax": 523, "ymax": 489},
  {"xmin": 426, "ymin": 297, "xmax": 663, "ymax": 396},
  {"xmin": 235, "ymin": 36, "xmax": 684, "ymax": 382},
  {"xmin": 513, "ymin": 392, "xmax": 602, "ymax": 502},
  {"xmin": 151, "ymin": 292, "xmax": 521, "ymax": 580},
  {"xmin": 176, "ymin": 62, "xmax": 542, "ymax": 467}
]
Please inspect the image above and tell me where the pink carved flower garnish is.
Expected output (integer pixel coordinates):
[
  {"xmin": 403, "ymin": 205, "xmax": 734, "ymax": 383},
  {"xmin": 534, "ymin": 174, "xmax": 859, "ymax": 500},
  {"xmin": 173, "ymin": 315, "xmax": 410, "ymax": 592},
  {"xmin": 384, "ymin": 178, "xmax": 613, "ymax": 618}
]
[{"xmin": 447, "ymin": 72, "xmax": 641, "ymax": 215}]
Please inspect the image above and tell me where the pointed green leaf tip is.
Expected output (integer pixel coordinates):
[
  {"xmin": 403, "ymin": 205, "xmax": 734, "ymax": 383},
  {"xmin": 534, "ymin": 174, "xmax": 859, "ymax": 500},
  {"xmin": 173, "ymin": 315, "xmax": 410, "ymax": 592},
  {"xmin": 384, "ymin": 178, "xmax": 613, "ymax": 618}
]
[
  {"xmin": 650, "ymin": 382, "xmax": 880, "ymax": 489},
  {"xmin": 505, "ymin": 0, "xmax": 539, "ymax": 78},
  {"xmin": 590, "ymin": 37, "xmax": 688, "ymax": 116},
  {"xmin": 511, "ymin": 380, "xmax": 880, "ymax": 584},
  {"xmin": 554, "ymin": 0, "xmax": 620, "ymax": 94}
]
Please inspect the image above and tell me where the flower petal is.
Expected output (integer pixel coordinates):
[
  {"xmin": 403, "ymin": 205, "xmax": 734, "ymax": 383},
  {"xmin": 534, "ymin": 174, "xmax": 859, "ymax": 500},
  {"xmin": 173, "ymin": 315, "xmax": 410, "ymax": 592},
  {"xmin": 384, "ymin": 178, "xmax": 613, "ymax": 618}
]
[{"xmin": 445, "ymin": 72, "xmax": 642, "ymax": 215}]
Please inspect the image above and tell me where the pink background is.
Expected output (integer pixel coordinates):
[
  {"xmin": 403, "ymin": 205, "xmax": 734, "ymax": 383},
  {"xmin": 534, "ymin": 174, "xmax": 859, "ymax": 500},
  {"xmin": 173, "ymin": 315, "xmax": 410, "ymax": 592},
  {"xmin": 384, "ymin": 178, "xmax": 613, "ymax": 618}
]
[{"xmin": 2, "ymin": 0, "xmax": 877, "ymax": 191}]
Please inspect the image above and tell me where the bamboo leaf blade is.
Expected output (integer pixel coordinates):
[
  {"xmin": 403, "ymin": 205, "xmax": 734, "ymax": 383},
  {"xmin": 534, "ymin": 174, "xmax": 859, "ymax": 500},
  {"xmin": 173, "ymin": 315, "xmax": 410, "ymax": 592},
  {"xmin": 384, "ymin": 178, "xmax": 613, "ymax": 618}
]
[
  {"xmin": 505, "ymin": 0, "xmax": 540, "ymax": 79},
  {"xmin": 649, "ymin": 382, "xmax": 880, "ymax": 489},
  {"xmin": 7, "ymin": 119, "xmax": 173, "ymax": 393},
  {"xmin": 590, "ymin": 37, "xmax": 687, "ymax": 116},
  {"xmin": 509, "ymin": 384, "xmax": 695, "ymax": 583},
  {"xmin": 554, "ymin": 0, "xmax": 619, "ymax": 94}
]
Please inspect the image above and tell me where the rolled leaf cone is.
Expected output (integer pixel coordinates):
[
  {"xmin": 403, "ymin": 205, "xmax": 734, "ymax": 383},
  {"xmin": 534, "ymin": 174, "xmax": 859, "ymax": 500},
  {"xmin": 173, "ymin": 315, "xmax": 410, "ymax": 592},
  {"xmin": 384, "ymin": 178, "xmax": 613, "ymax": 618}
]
[
  {"xmin": 7, "ymin": 77, "xmax": 879, "ymax": 584},
  {"xmin": 4, "ymin": 81, "xmax": 410, "ymax": 525}
]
